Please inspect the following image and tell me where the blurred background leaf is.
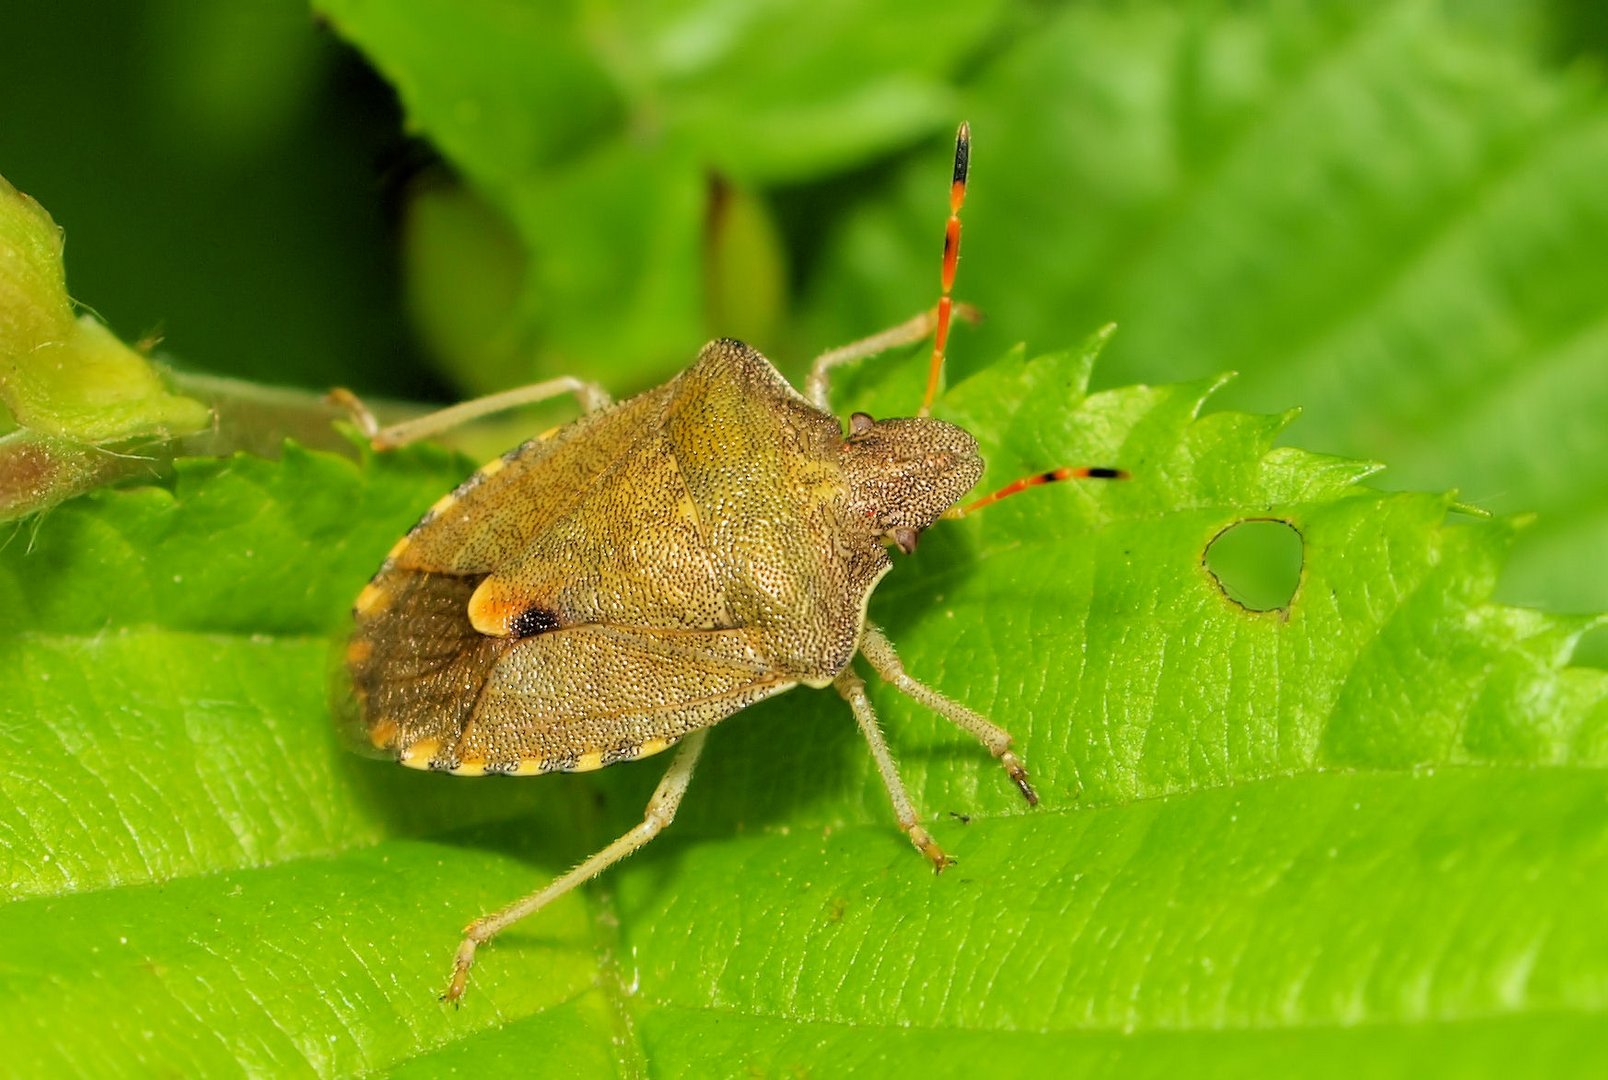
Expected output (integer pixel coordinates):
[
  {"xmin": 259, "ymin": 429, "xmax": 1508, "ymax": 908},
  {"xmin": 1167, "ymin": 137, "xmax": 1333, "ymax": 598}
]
[
  {"xmin": 798, "ymin": 2, "xmax": 1608, "ymax": 627},
  {"xmin": 0, "ymin": 0, "xmax": 436, "ymax": 398}
]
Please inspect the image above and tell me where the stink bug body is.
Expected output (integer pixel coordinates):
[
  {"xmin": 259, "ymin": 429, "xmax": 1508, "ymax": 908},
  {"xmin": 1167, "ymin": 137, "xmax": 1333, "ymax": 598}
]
[{"xmin": 336, "ymin": 124, "xmax": 1124, "ymax": 1002}]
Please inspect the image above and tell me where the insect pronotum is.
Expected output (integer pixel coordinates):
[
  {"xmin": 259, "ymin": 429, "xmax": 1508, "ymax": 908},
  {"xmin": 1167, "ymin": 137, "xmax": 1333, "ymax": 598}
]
[{"xmin": 335, "ymin": 124, "xmax": 1125, "ymax": 1003}]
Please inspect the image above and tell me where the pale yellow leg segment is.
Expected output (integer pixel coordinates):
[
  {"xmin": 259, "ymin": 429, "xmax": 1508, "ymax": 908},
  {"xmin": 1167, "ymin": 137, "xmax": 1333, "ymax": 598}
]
[
  {"xmin": 858, "ymin": 623, "xmax": 1039, "ymax": 806},
  {"xmin": 331, "ymin": 376, "xmax": 612, "ymax": 451},
  {"xmin": 805, "ymin": 304, "xmax": 978, "ymax": 411},
  {"xmin": 443, "ymin": 729, "xmax": 708, "ymax": 1004},
  {"xmin": 834, "ymin": 666, "xmax": 953, "ymax": 872}
]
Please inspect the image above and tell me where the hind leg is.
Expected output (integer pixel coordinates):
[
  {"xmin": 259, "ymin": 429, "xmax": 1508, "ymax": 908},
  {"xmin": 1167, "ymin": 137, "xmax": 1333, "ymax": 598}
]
[
  {"xmin": 443, "ymin": 729, "xmax": 708, "ymax": 1004},
  {"xmin": 834, "ymin": 666, "xmax": 953, "ymax": 871}
]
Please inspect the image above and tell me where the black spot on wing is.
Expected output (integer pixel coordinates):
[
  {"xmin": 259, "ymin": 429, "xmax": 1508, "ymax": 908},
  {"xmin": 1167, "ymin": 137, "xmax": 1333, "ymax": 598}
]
[{"xmin": 511, "ymin": 605, "xmax": 562, "ymax": 638}]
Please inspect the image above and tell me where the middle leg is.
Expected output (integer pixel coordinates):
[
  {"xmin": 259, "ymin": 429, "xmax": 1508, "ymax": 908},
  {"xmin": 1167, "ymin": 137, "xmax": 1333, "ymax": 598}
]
[
  {"xmin": 834, "ymin": 666, "xmax": 953, "ymax": 872},
  {"xmin": 330, "ymin": 375, "xmax": 613, "ymax": 451}
]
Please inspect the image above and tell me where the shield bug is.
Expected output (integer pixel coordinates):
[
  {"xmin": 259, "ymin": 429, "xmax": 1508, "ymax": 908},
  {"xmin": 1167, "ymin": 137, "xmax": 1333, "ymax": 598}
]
[{"xmin": 336, "ymin": 123, "xmax": 1125, "ymax": 1003}]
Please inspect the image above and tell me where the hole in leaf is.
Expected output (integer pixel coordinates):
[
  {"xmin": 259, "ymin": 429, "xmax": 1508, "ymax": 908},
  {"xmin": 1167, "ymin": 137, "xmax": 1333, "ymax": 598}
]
[{"xmin": 1204, "ymin": 519, "xmax": 1303, "ymax": 613}]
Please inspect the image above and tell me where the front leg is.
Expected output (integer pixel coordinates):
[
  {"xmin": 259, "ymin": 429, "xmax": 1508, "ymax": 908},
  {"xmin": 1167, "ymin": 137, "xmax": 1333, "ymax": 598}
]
[
  {"xmin": 858, "ymin": 623, "xmax": 1038, "ymax": 806},
  {"xmin": 803, "ymin": 305, "xmax": 978, "ymax": 411}
]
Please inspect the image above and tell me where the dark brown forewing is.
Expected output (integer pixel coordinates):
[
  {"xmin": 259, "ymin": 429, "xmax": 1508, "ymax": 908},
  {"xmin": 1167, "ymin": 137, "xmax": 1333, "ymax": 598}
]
[
  {"xmin": 346, "ymin": 564, "xmax": 796, "ymax": 772},
  {"xmin": 345, "ymin": 569, "xmax": 503, "ymax": 759}
]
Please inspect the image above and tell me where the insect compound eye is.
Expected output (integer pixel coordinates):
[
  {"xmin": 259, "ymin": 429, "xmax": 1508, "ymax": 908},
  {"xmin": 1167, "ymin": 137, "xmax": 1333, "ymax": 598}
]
[
  {"xmin": 848, "ymin": 412, "xmax": 876, "ymax": 437},
  {"xmin": 510, "ymin": 605, "xmax": 562, "ymax": 638}
]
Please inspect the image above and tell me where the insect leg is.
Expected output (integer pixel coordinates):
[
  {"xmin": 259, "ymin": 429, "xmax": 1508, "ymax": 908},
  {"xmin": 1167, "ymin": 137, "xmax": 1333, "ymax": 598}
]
[
  {"xmin": 442, "ymin": 729, "xmax": 708, "ymax": 1004},
  {"xmin": 858, "ymin": 623, "xmax": 1039, "ymax": 806},
  {"xmin": 834, "ymin": 665, "xmax": 954, "ymax": 872},
  {"xmin": 328, "ymin": 376, "xmax": 613, "ymax": 451},
  {"xmin": 802, "ymin": 303, "xmax": 979, "ymax": 410}
]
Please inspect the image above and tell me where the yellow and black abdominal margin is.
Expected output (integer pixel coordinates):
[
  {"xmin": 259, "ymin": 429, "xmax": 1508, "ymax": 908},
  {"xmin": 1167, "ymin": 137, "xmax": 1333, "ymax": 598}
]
[{"xmin": 343, "ymin": 564, "xmax": 794, "ymax": 777}]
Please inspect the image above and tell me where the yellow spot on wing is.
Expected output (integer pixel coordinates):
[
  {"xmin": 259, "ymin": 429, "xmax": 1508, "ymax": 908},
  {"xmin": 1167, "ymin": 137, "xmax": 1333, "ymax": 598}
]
[
  {"xmin": 428, "ymin": 489, "xmax": 460, "ymax": 518},
  {"xmin": 476, "ymin": 456, "xmax": 508, "ymax": 479},
  {"xmin": 504, "ymin": 737, "xmax": 678, "ymax": 776},
  {"xmin": 354, "ymin": 582, "xmax": 390, "ymax": 616},
  {"xmin": 399, "ymin": 738, "xmax": 440, "ymax": 769},
  {"xmin": 467, "ymin": 581, "xmax": 522, "ymax": 636},
  {"xmin": 385, "ymin": 534, "xmax": 412, "ymax": 561},
  {"xmin": 346, "ymin": 638, "xmax": 374, "ymax": 666}
]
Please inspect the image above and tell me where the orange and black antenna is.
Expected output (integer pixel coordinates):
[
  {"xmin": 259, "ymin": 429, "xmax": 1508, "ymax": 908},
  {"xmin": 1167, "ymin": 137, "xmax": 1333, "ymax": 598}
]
[
  {"xmin": 948, "ymin": 466, "xmax": 1128, "ymax": 519},
  {"xmin": 919, "ymin": 122, "xmax": 970, "ymax": 418},
  {"xmin": 923, "ymin": 124, "xmax": 1129, "ymax": 515}
]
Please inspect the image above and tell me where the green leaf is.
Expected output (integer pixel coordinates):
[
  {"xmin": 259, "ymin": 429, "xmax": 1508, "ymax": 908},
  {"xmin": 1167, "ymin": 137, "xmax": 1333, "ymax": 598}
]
[{"xmin": 3, "ymin": 341, "xmax": 1603, "ymax": 1074}]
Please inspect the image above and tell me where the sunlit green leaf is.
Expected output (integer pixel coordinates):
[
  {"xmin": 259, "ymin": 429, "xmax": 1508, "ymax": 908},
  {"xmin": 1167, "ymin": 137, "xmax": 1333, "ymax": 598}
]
[{"xmin": 3, "ymin": 341, "xmax": 1602, "ymax": 1074}]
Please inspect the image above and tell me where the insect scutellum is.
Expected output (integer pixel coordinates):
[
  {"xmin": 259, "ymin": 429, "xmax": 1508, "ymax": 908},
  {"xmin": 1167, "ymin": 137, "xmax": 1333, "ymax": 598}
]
[{"xmin": 334, "ymin": 122, "xmax": 1125, "ymax": 1005}]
